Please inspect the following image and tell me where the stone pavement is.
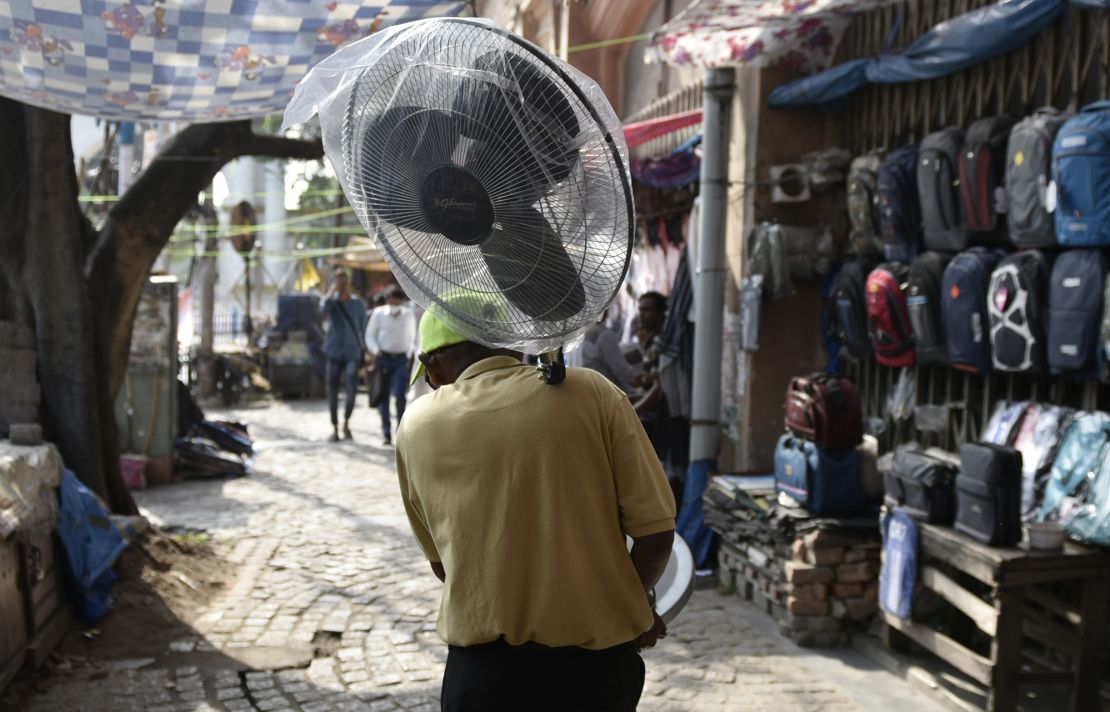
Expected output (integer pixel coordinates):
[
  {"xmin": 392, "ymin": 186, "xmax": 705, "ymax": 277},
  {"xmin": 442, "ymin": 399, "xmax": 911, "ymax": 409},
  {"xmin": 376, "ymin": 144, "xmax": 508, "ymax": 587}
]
[{"xmin": 21, "ymin": 399, "xmax": 946, "ymax": 712}]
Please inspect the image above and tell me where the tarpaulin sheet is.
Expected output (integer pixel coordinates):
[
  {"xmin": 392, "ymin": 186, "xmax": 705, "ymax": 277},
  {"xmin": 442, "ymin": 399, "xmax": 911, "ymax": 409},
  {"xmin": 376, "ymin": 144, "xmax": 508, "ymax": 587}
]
[
  {"xmin": 630, "ymin": 135, "xmax": 702, "ymax": 188},
  {"xmin": 0, "ymin": 1, "xmax": 464, "ymax": 122},
  {"xmin": 768, "ymin": 0, "xmax": 1068, "ymax": 109},
  {"xmin": 624, "ymin": 108, "xmax": 703, "ymax": 149},
  {"xmin": 647, "ymin": 0, "xmax": 898, "ymax": 72}
]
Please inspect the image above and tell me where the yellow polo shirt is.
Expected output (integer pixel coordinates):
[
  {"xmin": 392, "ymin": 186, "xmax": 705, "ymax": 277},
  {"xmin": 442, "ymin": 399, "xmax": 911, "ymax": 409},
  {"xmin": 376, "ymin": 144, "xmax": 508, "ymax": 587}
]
[{"xmin": 395, "ymin": 355, "xmax": 676, "ymax": 650}]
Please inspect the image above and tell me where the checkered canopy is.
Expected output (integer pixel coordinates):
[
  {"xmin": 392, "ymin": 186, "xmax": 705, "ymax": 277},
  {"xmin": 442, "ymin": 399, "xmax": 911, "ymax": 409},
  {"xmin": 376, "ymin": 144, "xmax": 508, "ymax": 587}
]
[{"xmin": 0, "ymin": 1, "xmax": 464, "ymax": 121}]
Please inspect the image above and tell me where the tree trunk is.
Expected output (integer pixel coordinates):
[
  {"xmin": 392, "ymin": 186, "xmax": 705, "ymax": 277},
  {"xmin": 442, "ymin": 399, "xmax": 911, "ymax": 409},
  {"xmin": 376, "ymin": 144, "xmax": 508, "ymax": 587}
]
[
  {"xmin": 197, "ymin": 202, "xmax": 219, "ymax": 399},
  {"xmin": 0, "ymin": 97, "xmax": 322, "ymax": 511}
]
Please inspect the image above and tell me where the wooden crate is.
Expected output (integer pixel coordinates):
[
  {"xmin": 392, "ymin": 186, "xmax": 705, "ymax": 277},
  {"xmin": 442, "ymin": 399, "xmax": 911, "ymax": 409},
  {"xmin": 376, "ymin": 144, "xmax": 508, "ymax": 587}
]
[
  {"xmin": 0, "ymin": 538, "xmax": 28, "ymax": 691},
  {"xmin": 20, "ymin": 532, "xmax": 69, "ymax": 669},
  {"xmin": 884, "ymin": 524, "xmax": 1110, "ymax": 712}
]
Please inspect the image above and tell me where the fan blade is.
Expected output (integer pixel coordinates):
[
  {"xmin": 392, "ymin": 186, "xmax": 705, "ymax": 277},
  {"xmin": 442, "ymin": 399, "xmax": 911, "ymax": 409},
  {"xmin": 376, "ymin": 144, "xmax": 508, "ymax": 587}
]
[
  {"xmin": 355, "ymin": 105, "xmax": 460, "ymax": 232},
  {"xmin": 479, "ymin": 208, "xmax": 586, "ymax": 322},
  {"xmin": 453, "ymin": 51, "xmax": 580, "ymax": 185}
]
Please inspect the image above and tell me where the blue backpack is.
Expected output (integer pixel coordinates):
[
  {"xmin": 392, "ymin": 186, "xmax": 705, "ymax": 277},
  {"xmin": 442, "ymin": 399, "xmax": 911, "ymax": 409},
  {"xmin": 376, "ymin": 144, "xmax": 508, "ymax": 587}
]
[
  {"xmin": 1040, "ymin": 411, "xmax": 1110, "ymax": 520},
  {"xmin": 942, "ymin": 248, "xmax": 1005, "ymax": 374},
  {"xmin": 1053, "ymin": 101, "xmax": 1110, "ymax": 246},
  {"xmin": 880, "ymin": 508, "xmax": 918, "ymax": 620},
  {"xmin": 1047, "ymin": 249, "xmax": 1107, "ymax": 379},
  {"xmin": 774, "ymin": 435, "xmax": 863, "ymax": 517},
  {"xmin": 878, "ymin": 145, "xmax": 921, "ymax": 263}
]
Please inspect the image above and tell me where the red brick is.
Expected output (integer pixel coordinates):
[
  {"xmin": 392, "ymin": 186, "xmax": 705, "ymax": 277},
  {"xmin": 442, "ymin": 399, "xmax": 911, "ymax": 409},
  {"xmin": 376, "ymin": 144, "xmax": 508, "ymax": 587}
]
[
  {"xmin": 836, "ymin": 562, "xmax": 875, "ymax": 583},
  {"xmin": 791, "ymin": 539, "xmax": 807, "ymax": 561},
  {"xmin": 783, "ymin": 561, "xmax": 836, "ymax": 584},
  {"xmin": 787, "ymin": 596, "xmax": 830, "ymax": 616},
  {"xmin": 843, "ymin": 598, "xmax": 878, "ymax": 621},
  {"xmin": 790, "ymin": 583, "xmax": 829, "ymax": 602},
  {"xmin": 805, "ymin": 546, "xmax": 845, "ymax": 567},
  {"xmin": 832, "ymin": 582, "xmax": 864, "ymax": 599},
  {"xmin": 863, "ymin": 582, "xmax": 879, "ymax": 603}
]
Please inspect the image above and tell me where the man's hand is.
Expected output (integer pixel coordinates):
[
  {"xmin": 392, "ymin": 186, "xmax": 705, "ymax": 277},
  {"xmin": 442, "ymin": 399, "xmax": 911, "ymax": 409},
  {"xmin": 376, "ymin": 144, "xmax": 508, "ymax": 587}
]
[
  {"xmin": 636, "ymin": 610, "xmax": 668, "ymax": 651},
  {"xmin": 366, "ymin": 352, "xmax": 378, "ymax": 369}
]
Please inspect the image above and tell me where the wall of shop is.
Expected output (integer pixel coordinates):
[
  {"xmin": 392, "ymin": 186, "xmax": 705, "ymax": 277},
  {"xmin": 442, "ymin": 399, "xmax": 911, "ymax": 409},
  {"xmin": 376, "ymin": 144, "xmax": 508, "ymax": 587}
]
[{"xmin": 822, "ymin": 1, "xmax": 1110, "ymax": 451}]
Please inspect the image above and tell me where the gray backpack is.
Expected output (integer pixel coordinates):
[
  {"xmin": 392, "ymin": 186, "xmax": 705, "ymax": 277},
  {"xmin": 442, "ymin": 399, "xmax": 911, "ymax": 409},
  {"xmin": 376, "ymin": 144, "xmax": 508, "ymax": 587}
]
[
  {"xmin": 918, "ymin": 127, "xmax": 966, "ymax": 252},
  {"xmin": 1006, "ymin": 108, "xmax": 1069, "ymax": 248},
  {"xmin": 847, "ymin": 150, "xmax": 885, "ymax": 256}
]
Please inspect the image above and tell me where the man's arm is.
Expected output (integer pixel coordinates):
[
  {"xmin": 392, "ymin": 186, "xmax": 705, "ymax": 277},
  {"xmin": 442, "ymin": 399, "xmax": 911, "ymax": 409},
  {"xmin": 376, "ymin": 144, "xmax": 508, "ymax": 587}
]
[
  {"xmin": 364, "ymin": 309, "xmax": 381, "ymax": 356},
  {"xmin": 630, "ymin": 529, "xmax": 674, "ymax": 594}
]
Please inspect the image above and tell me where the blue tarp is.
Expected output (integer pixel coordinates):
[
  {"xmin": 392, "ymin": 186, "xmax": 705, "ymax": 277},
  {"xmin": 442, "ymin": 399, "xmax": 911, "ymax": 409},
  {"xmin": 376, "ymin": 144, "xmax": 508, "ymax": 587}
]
[
  {"xmin": 57, "ymin": 469, "xmax": 129, "ymax": 623},
  {"xmin": 768, "ymin": 0, "xmax": 1068, "ymax": 109},
  {"xmin": 677, "ymin": 459, "xmax": 717, "ymax": 568}
]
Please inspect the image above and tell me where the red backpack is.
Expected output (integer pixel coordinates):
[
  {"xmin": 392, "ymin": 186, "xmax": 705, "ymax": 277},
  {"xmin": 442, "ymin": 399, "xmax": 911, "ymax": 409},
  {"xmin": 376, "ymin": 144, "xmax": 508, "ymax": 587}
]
[{"xmin": 866, "ymin": 262, "xmax": 915, "ymax": 367}]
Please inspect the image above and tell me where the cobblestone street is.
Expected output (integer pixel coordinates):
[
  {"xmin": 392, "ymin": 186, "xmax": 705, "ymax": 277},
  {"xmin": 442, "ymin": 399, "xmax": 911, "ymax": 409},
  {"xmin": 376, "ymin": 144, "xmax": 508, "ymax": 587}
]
[{"xmin": 20, "ymin": 400, "xmax": 945, "ymax": 711}]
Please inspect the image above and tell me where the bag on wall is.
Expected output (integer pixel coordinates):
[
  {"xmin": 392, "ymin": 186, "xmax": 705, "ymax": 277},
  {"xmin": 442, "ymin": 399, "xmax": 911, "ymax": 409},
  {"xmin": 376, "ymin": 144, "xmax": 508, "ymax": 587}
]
[
  {"xmin": 832, "ymin": 257, "xmax": 878, "ymax": 360},
  {"xmin": 866, "ymin": 262, "xmax": 915, "ymax": 367},
  {"xmin": 880, "ymin": 508, "xmax": 919, "ymax": 620},
  {"xmin": 981, "ymin": 399, "xmax": 1029, "ymax": 446},
  {"xmin": 959, "ymin": 115, "xmax": 1017, "ymax": 235},
  {"xmin": 1006, "ymin": 108, "xmax": 1068, "ymax": 247},
  {"xmin": 988, "ymin": 250, "xmax": 1051, "ymax": 374},
  {"xmin": 1048, "ymin": 249, "xmax": 1107, "ymax": 379},
  {"xmin": 775, "ymin": 435, "xmax": 864, "ymax": 517},
  {"xmin": 942, "ymin": 247, "xmax": 1005, "ymax": 373},
  {"xmin": 1010, "ymin": 403, "xmax": 1071, "ymax": 516},
  {"xmin": 956, "ymin": 443, "xmax": 1023, "ymax": 547},
  {"xmin": 907, "ymin": 251, "xmax": 951, "ymax": 366},
  {"xmin": 877, "ymin": 145, "xmax": 921, "ymax": 263},
  {"xmin": 784, "ymin": 372, "xmax": 863, "ymax": 450},
  {"xmin": 918, "ymin": 127, "xmax": 966, "ymax": 251},
  {"xmin": 1053, "ymin": 101, "xmax": 1110, "ymax": 246},
  {"xmin": 1040, "ymin": 411, "xmax": 1110, "ymax": 520},
  {"xmin": 847, "ymin": 150, "xmax": 886, "ymax": 257}
]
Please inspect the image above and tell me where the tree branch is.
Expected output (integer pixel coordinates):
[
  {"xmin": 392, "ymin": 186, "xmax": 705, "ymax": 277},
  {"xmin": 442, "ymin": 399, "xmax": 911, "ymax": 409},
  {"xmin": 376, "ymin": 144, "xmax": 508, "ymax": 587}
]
[{"xmin": 85, "ymin": 121, "xmax": 324, "ymax": 400}]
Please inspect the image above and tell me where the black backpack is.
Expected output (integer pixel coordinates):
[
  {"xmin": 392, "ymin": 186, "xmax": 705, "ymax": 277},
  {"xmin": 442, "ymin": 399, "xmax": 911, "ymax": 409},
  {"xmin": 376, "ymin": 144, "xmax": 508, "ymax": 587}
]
[
  {"xmin": 1006, "ymin": 108, "xmax": 1069, "ymax": 248},
  {"xmin": 907, "ymin": 251, "xmax": 951, "ymax": 366},
  {"xmin": 877, "ymin": 145, "xmax": 921, "ymax": 263},
  {"xmin": 1048, "ymin": 249, "xmax": 1107, "ymax": 380},
  {"xmin": 847, "ymin": 150, "xmax": 886, "ymax": 257},
  {"xmin": 959, "ymin": 115, "xmax": 1017, "ymax": 235},
  {"xmin": 987, "ymin": 251, "xmax": 1051, "ymax": 374},
  {"xmin": 942, "ymin": 247, "xmax": 1005, "ymax": 373},
  {"xmin": 832, "ymin": 257, "xmax": 877, "ymax": 360},
  {"xmin": 918, "ymin": 127, "xmax": 966, "ymax": 251}
]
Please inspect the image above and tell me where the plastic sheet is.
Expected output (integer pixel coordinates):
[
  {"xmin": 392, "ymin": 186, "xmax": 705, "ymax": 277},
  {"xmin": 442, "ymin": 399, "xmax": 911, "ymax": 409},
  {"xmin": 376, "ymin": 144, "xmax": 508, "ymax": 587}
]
[
  {"xmin": 885, "ymin": 368, "xmax": 916, "ymax": 421},
  {"xmin": 285, "ymin": 18, "xmax": 633, "ymax": 354},
  {"xmin": 57, "ymin": 469, "xmax": 128, "ymax": 623}
]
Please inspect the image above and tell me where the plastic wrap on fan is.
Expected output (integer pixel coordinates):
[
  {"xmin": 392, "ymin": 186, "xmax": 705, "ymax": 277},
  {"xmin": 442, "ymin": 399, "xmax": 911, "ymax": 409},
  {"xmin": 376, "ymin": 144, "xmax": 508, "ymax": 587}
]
[{"xmin": 284, "ymin": 18, "xmax": 634, "ymax": 354}]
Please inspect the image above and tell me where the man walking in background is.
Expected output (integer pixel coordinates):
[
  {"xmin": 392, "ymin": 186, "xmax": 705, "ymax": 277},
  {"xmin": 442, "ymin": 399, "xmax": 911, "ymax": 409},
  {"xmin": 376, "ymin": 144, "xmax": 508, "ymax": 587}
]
[
  {"xmin": 397, "ymin": 298, "xmax": 675, "ymax": 711},
  {"xmin": 320, "ymin": 269, "xmax": 367, "ymax": 442},
  {"xmin": 365, "ymin": 285, "xmax": 417, "ymax": 446}
]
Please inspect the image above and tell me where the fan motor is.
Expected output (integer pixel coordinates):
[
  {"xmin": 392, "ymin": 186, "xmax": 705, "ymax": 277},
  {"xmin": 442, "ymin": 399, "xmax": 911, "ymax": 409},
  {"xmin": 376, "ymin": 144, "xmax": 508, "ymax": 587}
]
[{"xmin": 420, "ymin": 165, "xmax": 495, "ymax": 246}]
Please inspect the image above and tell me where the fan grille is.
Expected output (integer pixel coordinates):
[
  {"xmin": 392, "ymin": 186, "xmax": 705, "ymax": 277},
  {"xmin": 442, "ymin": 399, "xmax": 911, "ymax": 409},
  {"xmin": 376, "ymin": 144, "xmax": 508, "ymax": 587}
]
[{"xmin": 342, "ymin": 19, "xmax": 633, "ymax": 353}]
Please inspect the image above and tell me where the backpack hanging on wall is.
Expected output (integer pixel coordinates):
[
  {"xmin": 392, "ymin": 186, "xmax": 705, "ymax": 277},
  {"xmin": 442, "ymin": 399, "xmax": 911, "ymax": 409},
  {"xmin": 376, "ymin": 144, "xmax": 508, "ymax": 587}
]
[
  {"xmin": 877, "ymin": 145, "xmax": 921, "ymax": 263},
  {"xmin": 1006, "ymin": 108, "xmax": 1068, "ymax": 248},
  {"xmin": 847, "ymin": 150, "xmax": 886, "ymax": 257},
  {"xmin": 866, "ymin": 261, "xmax": 915, "ymax": 367},
  {"xmin": 907, "ymin": 251, "xmax": 951, "ymax": 365},
  {"xmin": 832, "ymin": 257, "xmax": 877, "ymax": 360},
  {"xmin": 1048, "ymin": 249, "xmax": 1107, "ymax": 379},
  {"xmin": 1053, "ymin": 101, "xmax": 1110, "ymax": 246},
  {"xmin": 988, "ymin": 250, "xmax": 1051, "ymax": 374},
  {"xmin": 918, "ymin": 127, "xmax": 966, "ymax": 251},
  {"xmin": 942, "ymin": 247, "xmax": 1005, "ymax": 373},
  {"xmin": 959, "ymin": 115, "xmax": 1017, "ymax": 235}
]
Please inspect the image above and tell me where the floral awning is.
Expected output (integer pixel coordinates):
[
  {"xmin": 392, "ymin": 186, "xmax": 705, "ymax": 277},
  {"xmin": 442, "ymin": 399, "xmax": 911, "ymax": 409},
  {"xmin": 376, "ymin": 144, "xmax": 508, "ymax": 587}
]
[
  {"xmin": 647, "ymin": 0, "xmax": 897, "ymax": 73},
  {"xmin": 0, "ymin": 1, "xmax": 464, "ymax": 122}
]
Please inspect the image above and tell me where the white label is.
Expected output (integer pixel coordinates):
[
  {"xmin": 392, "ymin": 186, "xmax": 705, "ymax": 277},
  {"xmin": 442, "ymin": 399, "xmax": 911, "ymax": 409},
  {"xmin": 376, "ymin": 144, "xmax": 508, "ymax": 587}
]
[
  {"xmin": 1062, "ymin": 344, "xmax": 1079, "ymax": 356},
  {"xmin": 1045, "ymin": 180, "xmax": 1057, "ymax": 213},
  {"xmin": 1063, "ymin": 277, "xmax": 1082, "ymax": 288},
  {"xmin": 972, "ymin": 313, "xmax": 982, "ymax": 343},
  {"xmin": 1069, "ymin": 223, "xmax": 1088, "ymax": 231},
  {"xmin": 1061, "ymin": 135, "xmax": 1088, "ymax": 148}
]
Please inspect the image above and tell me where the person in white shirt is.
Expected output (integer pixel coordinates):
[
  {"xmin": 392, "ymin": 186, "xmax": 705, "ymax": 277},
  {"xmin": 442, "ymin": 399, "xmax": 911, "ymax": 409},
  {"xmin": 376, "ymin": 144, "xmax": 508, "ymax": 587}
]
[{"xmin": 365, "ymin": 286, "xmax": 418, "ymax": 445}]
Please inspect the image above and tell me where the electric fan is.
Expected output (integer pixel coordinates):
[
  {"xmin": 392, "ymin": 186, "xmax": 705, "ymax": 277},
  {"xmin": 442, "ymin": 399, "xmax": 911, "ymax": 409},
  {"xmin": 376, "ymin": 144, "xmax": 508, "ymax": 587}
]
[{"xmin": 285, "ymin": 18, "xmax": 634, "ymax": 370}]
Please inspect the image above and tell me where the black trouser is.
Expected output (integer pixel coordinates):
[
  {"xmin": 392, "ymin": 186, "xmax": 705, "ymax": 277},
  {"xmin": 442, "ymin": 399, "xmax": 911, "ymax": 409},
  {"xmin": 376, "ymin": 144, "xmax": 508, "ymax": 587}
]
[{"xmin": 442, "ymin": 638, "xmax": 644, "ymax": 712}]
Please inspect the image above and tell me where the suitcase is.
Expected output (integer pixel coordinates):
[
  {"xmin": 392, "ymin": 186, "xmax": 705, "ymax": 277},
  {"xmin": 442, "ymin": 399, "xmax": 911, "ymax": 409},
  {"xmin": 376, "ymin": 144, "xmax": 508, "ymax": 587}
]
[
  {"xmin": 774, "ymin": 435, "xmax": 864, "ymax": 517},
  {"xmin": 784, "ymin": 373, "xmax": 863, "ymax": 450},
  {"xmin": 956, "ymin": 443, "xmax": 1023, "ymax": 546},
  {"xmin": 885, "ymin": 444, "xmax": 957, "ymax": 524}
]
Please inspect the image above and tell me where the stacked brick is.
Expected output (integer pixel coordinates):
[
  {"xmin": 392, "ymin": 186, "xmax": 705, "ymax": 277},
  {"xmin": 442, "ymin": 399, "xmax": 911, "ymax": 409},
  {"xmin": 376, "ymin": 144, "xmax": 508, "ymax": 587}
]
[
  {"xmin": 0, "ymin": 321, "xmax": 39, "ymax": 437},
  {"xmin": 718, "ymin": 526, "xmax": 881, "ymax": 647}
]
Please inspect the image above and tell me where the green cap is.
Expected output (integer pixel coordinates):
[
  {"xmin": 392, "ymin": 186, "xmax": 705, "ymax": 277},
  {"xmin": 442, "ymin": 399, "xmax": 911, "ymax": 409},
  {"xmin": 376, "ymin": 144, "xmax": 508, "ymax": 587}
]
[
  {"xmin": 409, "ymin": 309, "xmax": 468, "ymax": 385},
  {"xmin": 409, "ymin": 291, "xmax": 508, "ymax": 385}
]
